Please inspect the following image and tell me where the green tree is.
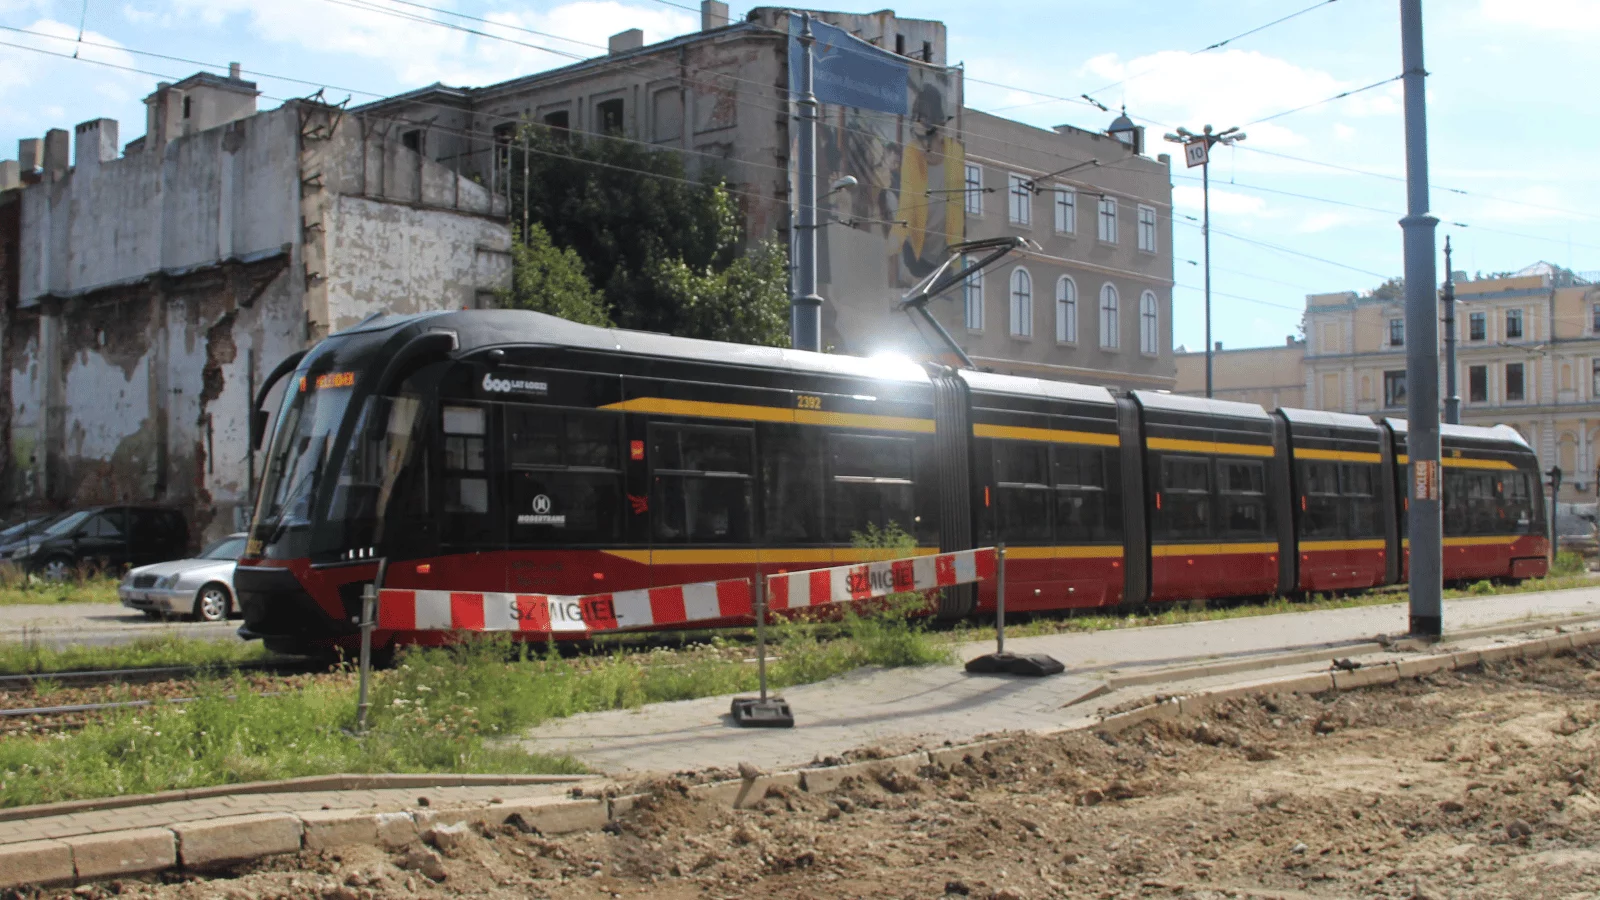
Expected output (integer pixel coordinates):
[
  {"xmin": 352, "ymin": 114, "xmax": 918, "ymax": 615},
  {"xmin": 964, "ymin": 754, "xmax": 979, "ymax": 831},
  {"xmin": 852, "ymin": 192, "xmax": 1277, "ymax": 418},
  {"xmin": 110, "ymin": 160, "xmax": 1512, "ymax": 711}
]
[
  {"xmin": 499, "ymin": 224, "xmax": 612, "ymax": 327},
  {"xmin": 506, "ymin": 128, "xmax": 788, "ymax": 346},
  {"xmin": 1366, "ymin": 276, "xmax": 1405, "ymax": 301},
  {"xmin": 650, "ymin": 238, "xmax": 791, "ymax": 347}
]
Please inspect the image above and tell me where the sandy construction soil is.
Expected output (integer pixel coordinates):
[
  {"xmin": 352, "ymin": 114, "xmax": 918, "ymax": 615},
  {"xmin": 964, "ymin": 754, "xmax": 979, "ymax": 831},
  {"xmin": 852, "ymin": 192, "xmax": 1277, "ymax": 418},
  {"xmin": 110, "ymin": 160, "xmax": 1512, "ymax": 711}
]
[{"xmin": 53, "ymin": 647, "xmax": 1600, "ymax": 900}]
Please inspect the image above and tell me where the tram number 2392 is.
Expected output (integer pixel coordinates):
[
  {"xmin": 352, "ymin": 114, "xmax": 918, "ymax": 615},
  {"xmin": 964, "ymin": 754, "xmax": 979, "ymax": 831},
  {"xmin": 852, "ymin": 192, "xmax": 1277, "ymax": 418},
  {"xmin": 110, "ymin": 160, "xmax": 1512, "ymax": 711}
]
[{"xmin": 796, "ymin": 394, "xmax": 823, "ymax": 410}]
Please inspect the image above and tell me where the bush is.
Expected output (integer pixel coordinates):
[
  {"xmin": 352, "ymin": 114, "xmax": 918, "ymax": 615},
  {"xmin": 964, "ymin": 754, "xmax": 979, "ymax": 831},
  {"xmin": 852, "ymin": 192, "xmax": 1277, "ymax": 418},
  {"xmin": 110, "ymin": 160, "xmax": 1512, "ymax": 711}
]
[{"xmin": 1551, "ymin": 551, "xmax": 1587, "ymax": 577}]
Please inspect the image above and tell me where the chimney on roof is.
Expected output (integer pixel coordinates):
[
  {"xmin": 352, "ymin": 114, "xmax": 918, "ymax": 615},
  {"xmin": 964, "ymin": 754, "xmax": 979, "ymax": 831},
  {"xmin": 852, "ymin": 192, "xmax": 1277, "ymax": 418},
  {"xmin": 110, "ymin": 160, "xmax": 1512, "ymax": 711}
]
[
  {"xmin": 74, "ymin": 118, "xmax": 119, "ymax": 171},
  {"xmin": 17, "ymin": 138, "xmax": 41, "ymax": 173},
  {"xmin": 229, "ymin": 61, "xmax": 241, "ymax": 79},
  {"xmin": 42, "ymin": 128, "xmax": 69, "ymax": 181},
  {"xmin": 701, "ymin": 0, "xmax": 729, "ymax": 30},
  {"xmin": 0, "ymin": 160, "xmax": 18, "ymax": 191},
  {"xmin": 608, "ymin": 28, "xmax": 644, "ymax": 54},
  {"xmin": 1214, "ymin": 341, "xmax": 1223, "ymax": 352},
  {"xmin": 1287, "ymin": 335, "xmax": 1296, "ymax": 346}
]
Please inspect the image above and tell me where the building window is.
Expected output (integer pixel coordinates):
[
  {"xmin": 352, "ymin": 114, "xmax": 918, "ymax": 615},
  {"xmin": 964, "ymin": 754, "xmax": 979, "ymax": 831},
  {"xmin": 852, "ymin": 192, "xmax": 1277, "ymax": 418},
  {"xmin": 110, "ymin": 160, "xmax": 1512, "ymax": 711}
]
[
  {"xmin": 401, "ymin": 129, "xmax": 422, "ymax": 153},
  {"xmin": 543, "ymin": 109, "xmax": 570, "ymax": 130},
  {"xmin": 1505, "ymin": 362, "xmax": 1525, "ymax": 401},
  {"xmin": 963, "ymin": 262, "xmax": 984, "ymax": 332},
  {"xmin": 493, "ymin": 121, "xmax": 516, "ymax": 166},
  {"xmin": 1388, "ymin": 317, "xmax": 1404, "ymax": 347},
  {"xmin": 1468, "ymin": 311, "xmax": 1485, "ymax": 341},
  {"xmin": 1009, "ymin": 267, "xmax": 1033, "ymax": 338},
  {"xmin": 1592, "ymin": 303, "xmax": 1600, "ymax": 334},
  {"xmin": 965, "ymin": 164, "xmax": 983, "ymax": 216},
  {"xmin": 1594, "ymin": 359, "xmax": 1600, "ymax": 399},
  {"xmin": 1055, "ymin": 276, "xmax": 1077, "ymax": 343},
  {"xmin": 1506, "ymin": 308, "xmax": 1523, "ymax": 340},
  {"xmin": 1139, "ymin": 290, "xmax": 1159, "ymax": 355},
  {"xmin": 1008, "ymin": 174, "xmax": 1031, "ymax": 226},
  {"xmin": 1469, "ymin": 365, "xmax": 1487, "ymax": 403},
  {"xmin": 1099, "ymin": 283, "xmax": 1119, "ymax": 350},
  {"xmin": 1383, "ymin": 370, "xmax": 1407, "ymax": 408},
  {"xmin": 1054, "ymin": 188, "xmax": 1076, "ymax": 234},
  {"xmin": 1136, "ymin": 205, "xmax": 1157, "ymax": 252},
  {"xmin": 597, "ymin": 98, "xmax": 624, "ymax": 135},
  {"xmin": 1097, "ymin": 196, "xmax": 1118, "ymax": 243},
  {"xmin": 182, "ymin": 96, "xmax": 192, "ymax": 119}
]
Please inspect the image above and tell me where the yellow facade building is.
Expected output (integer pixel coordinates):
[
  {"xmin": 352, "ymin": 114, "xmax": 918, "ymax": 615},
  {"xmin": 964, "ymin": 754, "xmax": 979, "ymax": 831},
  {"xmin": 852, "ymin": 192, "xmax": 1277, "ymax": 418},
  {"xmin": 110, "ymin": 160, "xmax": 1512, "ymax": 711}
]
[{"xmin": 1177, "ymin": 263, "xmax": 1600, "ymax": 502}]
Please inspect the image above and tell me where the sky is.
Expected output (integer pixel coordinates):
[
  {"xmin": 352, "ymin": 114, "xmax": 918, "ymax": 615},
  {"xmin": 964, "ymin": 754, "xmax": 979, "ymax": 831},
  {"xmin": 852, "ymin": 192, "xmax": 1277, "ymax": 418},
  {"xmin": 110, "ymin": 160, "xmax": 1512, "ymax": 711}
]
[{"xmin": 0, "ymin": 0, "xmax": 1592, "ymax": 352}]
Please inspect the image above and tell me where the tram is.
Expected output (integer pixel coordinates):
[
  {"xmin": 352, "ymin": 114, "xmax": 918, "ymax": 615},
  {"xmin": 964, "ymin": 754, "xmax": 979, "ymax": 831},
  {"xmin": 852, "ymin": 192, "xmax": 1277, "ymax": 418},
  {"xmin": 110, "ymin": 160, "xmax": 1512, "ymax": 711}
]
[{"xmin": 237, "ymin": 309, "xmax": 1548, "ymax": 656}]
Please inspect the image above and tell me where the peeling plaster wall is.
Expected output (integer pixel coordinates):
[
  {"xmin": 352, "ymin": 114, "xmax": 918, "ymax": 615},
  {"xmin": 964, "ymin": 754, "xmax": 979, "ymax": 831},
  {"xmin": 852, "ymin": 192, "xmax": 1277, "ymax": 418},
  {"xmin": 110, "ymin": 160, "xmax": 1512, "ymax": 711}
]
[{"xmin": 325, "ymin": 194, "xmax": 510, "ymax": 331}]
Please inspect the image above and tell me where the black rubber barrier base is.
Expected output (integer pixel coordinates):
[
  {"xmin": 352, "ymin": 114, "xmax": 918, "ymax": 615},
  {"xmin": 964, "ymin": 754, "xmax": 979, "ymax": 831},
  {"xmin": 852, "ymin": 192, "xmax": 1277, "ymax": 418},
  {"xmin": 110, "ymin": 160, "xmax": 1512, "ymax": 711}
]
[
  {"xmin": 964, "ymin": 652, "xmax": 1065, "ymax": 677},
  {"xmin": 731, "ymin": 696, "xmax": 795, "ymax": 728}
]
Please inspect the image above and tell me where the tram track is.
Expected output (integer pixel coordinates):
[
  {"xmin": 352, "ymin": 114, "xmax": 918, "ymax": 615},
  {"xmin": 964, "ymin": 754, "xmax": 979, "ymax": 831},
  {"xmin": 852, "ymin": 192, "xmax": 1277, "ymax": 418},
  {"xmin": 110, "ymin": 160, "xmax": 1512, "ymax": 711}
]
[{"xmin": 0, "ymin": 656, "xmax": 327, "ymax": 692}]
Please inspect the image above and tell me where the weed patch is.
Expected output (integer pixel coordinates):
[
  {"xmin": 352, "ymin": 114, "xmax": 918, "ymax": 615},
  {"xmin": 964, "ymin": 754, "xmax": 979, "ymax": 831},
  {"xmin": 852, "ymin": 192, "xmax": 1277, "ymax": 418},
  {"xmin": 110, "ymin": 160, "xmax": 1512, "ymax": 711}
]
[
  {"xmin": 0, "ymin": 566, "xmax": 119, "ymax": 605},
  {"xmin": 0, "ymin": 633, "xmax": 274, "ymax": 676}
]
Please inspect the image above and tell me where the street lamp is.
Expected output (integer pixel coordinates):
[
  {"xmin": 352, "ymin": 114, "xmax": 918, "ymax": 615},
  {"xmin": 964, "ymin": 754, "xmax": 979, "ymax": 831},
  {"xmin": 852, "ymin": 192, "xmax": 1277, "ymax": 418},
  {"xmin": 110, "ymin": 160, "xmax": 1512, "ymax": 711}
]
[{"xmin": 1164, "ymin": 124, "xmax": 1245, "ymax": 399}]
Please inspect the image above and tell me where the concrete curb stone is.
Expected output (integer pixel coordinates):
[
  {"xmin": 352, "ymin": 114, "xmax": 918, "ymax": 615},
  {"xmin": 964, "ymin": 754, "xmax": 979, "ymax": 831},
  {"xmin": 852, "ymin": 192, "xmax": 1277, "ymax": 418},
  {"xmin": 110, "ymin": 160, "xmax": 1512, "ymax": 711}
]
[
  {"xmin": 689, "ymin": 772, "xmax": 802, "ymax": 809},
  {"xmin": 484, "ymin": 796, "xmax": 608, "ymax": 834},
  {"xmin": 65, "ymin": 828, "xmax": 176, "ymax": 880},
  {"xmin": 374, "ymin": 812, "xmax": 419, "ymax": 848},
  {"xmin": 1332, "ymin": 662, "xmax": 1401, "ymax": 690},
  {"xmin": 0, "ymin": 839, "xmax": 72, "ymax": 888},
  {"xmin": 174, "ymin": 813, "xmax": 303, "ymax": 869},
  {"xmin": 798, "ymin": 751, "xmax": 929, "ymax": 794},
  {"xmin": 927, "ymin": 738, "xmax": 1010, "ymax": 768},
  {"xmin": 298, "ymin": 809, "xmax": 380, "ymax": 851}
]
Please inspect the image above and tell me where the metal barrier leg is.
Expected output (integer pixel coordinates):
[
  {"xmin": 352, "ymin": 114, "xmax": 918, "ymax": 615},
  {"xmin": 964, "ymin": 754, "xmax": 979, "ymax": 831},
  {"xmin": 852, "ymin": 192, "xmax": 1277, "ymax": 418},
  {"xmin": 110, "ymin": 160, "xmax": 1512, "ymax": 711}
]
[
  {"xmin": 731, "ymin": 575, "xmax": 794, "ymax": 728},
  {"xmin": 355, "ymin": 557, "xmax": 387, "ymax": 735},
  {"xmin": 965, "ymin": 542, "xmax": 1064, "ymax": 677}
]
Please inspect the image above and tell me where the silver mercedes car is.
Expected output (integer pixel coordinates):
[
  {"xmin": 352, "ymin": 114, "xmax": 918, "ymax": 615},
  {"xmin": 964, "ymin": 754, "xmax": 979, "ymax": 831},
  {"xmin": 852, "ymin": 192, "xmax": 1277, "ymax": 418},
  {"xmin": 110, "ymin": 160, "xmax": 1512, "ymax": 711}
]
[{"xmin": 118, "ymin": 533, "xmax": 246, "ymax": 622}]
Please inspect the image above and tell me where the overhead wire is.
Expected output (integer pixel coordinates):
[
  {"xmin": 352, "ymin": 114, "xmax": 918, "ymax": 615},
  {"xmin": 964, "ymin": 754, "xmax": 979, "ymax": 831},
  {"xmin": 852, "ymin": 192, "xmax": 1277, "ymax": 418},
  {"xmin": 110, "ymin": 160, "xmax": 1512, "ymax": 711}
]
[{"xmin": 1240, "ymin": 73, "xmax": 1402, "ymax": 127}]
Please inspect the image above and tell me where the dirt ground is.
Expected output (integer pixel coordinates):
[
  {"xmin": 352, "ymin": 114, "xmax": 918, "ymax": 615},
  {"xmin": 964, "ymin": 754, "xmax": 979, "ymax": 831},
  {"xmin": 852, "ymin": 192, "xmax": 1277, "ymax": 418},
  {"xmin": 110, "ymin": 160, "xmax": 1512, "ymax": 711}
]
[{"xmin": 39, "ymin": 648, "xmax": 1600, "ymax": 900}]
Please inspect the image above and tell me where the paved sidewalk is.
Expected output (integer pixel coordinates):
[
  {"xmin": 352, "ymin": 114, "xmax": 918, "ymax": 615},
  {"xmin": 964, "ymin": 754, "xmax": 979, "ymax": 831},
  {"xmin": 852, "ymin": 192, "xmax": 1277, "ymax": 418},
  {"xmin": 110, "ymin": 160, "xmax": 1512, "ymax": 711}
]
[
  {"xmin": 0, "ymin": 603, "xmax": 239, "ymax": 648},
  {"xmin": 519, "ymin": 587, "xmax": 1600, "ymax": 773}
]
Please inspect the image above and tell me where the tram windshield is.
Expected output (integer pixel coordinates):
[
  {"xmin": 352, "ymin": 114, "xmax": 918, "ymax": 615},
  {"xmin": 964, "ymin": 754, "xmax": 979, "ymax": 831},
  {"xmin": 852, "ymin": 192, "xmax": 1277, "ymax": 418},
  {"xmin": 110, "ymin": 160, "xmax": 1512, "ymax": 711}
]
[{"xmin": 251, "ymin": 374, "xmax": 356, "ymax": 557}]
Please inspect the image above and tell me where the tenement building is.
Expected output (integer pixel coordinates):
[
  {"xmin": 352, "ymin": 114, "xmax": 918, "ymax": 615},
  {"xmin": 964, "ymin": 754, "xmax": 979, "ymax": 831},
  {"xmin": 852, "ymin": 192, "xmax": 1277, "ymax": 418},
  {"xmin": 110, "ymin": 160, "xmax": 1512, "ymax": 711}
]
[{"xmin": 355, "ymin": 2, "xmax": 1176, "ymax": 391}]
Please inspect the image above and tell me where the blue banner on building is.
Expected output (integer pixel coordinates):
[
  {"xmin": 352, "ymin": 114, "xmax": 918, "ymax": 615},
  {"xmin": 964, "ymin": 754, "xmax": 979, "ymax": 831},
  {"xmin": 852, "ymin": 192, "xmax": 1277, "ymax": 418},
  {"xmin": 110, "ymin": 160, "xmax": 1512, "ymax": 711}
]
[{"xmin": 787, "ymin": 13, "xmax": 909, "ymax": 115}]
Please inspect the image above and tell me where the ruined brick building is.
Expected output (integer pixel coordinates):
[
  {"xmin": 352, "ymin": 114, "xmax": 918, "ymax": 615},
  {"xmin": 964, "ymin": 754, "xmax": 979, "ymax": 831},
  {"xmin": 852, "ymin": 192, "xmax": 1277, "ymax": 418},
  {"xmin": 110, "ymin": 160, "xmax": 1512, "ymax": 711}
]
[{"xmin": 0, "ymin": 69, "xmax": 511, "ymax": 543}]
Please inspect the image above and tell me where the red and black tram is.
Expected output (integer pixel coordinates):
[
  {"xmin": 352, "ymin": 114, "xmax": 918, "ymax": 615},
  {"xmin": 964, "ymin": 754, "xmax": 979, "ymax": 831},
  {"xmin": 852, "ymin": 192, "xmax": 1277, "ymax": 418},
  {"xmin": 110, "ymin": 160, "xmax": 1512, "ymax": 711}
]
[{"xmin": 236, "ymin": 309, "xmax": 1548, "ymax": 656}]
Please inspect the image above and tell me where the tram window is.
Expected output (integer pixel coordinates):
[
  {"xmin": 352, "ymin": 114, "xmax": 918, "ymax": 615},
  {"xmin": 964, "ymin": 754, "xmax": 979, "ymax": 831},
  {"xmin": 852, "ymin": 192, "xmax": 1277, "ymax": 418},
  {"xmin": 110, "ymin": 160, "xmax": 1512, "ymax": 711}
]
[
  {"xmin": 760, "ymin": 425, "xmax": 823, "ymax": 543},
  {"xmin": 442, "ymin": 405, "xmax": 488, "ymax": 515},
  {"xmin": 1503, "ymin": 472, "xmax": 1535, "ymax": 534},
  {"xmin": 504, "ymin": 407, "xmax": 623, "ymax": 544},
  {"xmin": 1301, "ymin": 461, "xmax": 1342, "ymax": 539},
  {"xmin": 994, "ymin": 442, "xmax": 1051, "ymax": 543},
  {"xmin": 1159, "ymin": 456, "xmax": 1211, "ymax": 539},
  {"xmin": 505, "ymin": 408, "xmax": 620, "ymax": 469},
  {"xmin": 1053, "ymin": 446, "xmax": 1111, "ymax": 543},
  {"xmin": 650, "ymin": 425, "xmax": 754, "ymax": 545},
  {"xmin": 1466, "ymin": 472, "xmax": 1497, "ymax": 534},
  {"xmin": 829, "ymin": 433, "xmax": 915, "ymax": 542},
  {"xmin": 1218, "ymin": 459, "xmax": 1268, "ymax": 537},
  {"xmin": 1342, "ymin": 464, "xmax": 1378, "ymax": 536}
]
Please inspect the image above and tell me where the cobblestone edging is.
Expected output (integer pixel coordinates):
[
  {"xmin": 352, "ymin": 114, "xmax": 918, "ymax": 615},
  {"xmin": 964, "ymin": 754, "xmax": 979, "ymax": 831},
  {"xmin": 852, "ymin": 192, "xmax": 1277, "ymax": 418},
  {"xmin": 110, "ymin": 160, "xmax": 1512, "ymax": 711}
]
[{"xmin": 3, "ymin": 626, "xmax": 1594, "ymax": 890}]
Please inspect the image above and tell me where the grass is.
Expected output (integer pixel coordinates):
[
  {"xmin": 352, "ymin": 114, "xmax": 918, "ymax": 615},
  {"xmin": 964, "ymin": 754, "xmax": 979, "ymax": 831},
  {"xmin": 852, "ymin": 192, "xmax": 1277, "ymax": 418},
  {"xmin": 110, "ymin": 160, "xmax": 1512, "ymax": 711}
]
[
  {"xmin": 0, "ymin": 582, "xmax": 950, "ymax": 807},
  {"xmin": 0, "ymin": 565, "xmax": 120, "ymax": 606},
  {"xmin": 0, "ymin": 633, "xmax": 275, "ymax": 676}
]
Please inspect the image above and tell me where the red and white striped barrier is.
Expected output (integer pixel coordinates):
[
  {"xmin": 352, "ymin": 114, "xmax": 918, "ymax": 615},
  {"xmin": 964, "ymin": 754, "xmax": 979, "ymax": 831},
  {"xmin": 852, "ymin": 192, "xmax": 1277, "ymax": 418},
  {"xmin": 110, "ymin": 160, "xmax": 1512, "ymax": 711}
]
[
  {"xmin": 767, "ymin": 547, "xmax": 995, "ymax": 610},
  {"xmin": 376, "ymin": 546, "xmax": 996, "ymax": 634},
  {"xmin": 377, "ymin": 578, "xmax": 754, "ymax": 635}
]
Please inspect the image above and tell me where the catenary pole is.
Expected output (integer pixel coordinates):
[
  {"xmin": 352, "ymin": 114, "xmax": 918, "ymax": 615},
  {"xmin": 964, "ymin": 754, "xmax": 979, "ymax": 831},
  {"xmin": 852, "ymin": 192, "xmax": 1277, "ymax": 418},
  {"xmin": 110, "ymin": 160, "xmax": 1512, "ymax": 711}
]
[
  {"xmin": 790, "ymin": 14, "xmax": 822, "ymax": 352},
  {"xmin": 1442, "ymin": 237, "xmax": 1460, "ymax": 425},
  {"xmin": 1203, "ymin": 152, "xmax": 1213, "ymax": 398},
  {"xmin": 1399, "ymin": 0, "xmax": 1442, "ymax": 638}
]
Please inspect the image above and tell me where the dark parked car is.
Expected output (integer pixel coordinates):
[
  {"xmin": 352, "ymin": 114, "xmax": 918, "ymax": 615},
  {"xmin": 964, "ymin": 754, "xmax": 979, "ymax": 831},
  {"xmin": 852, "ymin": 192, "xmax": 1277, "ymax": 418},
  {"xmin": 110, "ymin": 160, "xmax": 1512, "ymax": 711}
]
[
  {"xmin": 0, "ymin": 506, "xmax": 189, "ymax": 580},
  {"xmin": 0, "ymin": 514, "xmax": 62, "ymax": 546}
]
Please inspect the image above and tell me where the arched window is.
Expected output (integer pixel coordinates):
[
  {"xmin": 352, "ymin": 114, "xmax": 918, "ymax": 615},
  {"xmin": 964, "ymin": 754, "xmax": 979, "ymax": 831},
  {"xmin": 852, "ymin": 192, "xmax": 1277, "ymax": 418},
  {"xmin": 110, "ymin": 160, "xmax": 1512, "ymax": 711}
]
[
  {"xmin": 1140, "ymin": 290, "xmax": 1159, "ymax": 355},
  {"xmin": 1055, "ymin": 276, "xmax": 1077, "ymax": 343},
  {"xmin": 1099, "ymin": 283, "xmax": 1119, "ymax": 349},
  {"xmin": 963, "ymin": 261, "xmax": 984, "ymax": 331},
  {"xmin": 1010, "ymin": 268, "xmax": 1033, "ymax": 338}
]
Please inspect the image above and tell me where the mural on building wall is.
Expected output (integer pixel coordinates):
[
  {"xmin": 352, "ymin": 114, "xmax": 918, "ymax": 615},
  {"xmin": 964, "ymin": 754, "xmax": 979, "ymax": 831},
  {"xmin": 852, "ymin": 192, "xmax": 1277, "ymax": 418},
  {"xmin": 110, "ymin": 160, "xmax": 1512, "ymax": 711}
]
[{"xmin": 788, "ymin": 14, "xmax": 964, "ymax": 291}]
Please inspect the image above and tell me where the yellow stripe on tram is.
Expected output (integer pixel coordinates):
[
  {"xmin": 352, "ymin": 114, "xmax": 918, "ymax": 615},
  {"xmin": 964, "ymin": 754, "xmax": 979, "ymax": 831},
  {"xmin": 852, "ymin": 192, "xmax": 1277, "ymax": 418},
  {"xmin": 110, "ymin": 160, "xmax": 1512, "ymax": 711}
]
[
  {"xmin": 1298, "ymin": 539, "xmax": 1386, "ymax": 552},
  {"xmin": 1146, "ymin": 437, "xmax": 1275, "ymax": 458},
  {"xmin": 1394, "ymin": 453, "xmax": 1517, "ymax": 471},
  {"xmin": 1293, "ymin": 448, "xmax": 1382, "ymax": 464},
  {"xmin": 599, "ymin": 397, "xmax": 936, "ymax": 433},
  {"xmin": 600, "ymin": 547, "xmax": 943, "ymax": 566},
  {"xmin": 1151, "ymin": 542, "xmax": 1278, "ymax": 557},
  {"xmin": 1400, "ymin": 537, "xmax": 1526, "ymax": 549},
  {"xmin": 973, "ymin": 424, "xmax": 1119, "ymax": 447},
  {"xmin": 1000, "ymin": 545, "xmax": 1124, "ymax": 561}
]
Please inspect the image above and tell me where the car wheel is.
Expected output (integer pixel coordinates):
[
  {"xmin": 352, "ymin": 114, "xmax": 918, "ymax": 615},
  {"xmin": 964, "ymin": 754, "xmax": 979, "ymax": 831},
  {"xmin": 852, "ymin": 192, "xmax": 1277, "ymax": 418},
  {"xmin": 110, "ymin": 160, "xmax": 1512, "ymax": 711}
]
[
  {"xmin": 193, "ymin": 583, "xmax": 231, "ymax": 622},
  {"xmin": 38, "ymin": 556, "xmax": 74, "ymax": 582}
]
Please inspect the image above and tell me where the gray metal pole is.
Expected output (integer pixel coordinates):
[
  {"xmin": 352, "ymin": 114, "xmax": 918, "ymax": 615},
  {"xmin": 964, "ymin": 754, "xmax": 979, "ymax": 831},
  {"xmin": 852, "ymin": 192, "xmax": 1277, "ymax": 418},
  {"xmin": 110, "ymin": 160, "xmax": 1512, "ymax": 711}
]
[
  {"xmin": 755, "ymin": 575, "xmax": 769, "ymax": 702},
  {"xmin": 790, "ymin": 14, "xmax": 823, "ymax": 352},
  {"xmin": 1442, "ymin": 237, "xmax": 1460, "ymax": 425},
  {"xmin": 1203, "ymin": 153, "xmax": 1213, "ymax": 399},
  {"xmin": 356, "ymin": 556, "xmax": 388, "ymax": 734},
  {"xmin": 1400, "ymin": 0, "xmax": 1442, "ymax": 639}
]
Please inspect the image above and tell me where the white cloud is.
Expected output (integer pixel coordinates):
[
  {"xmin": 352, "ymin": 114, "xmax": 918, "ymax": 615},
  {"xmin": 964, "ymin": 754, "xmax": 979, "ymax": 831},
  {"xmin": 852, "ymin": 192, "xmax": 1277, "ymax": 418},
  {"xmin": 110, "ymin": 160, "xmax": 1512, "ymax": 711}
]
[
  {"xmin": 1172, "ymin": 184, "xmax": 1268, "ymax": 217},
  {"xmin": 152, "ymin": 0, "xmax": 696, "ymax": 89},
  {"xmin": 0, "ymin": 20, "xmax": 143, "ymax": 129}
]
